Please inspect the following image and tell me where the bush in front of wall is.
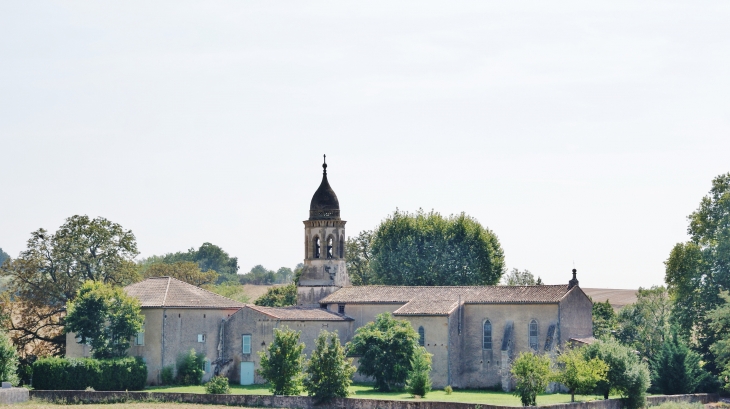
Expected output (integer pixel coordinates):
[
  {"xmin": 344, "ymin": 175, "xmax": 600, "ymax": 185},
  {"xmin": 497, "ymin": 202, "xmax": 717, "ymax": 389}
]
[
  {"xmin": 161, "ymin": 365, "xmax": 175, "ymax": 385},
  {"xmin": 176, "ymin": 349, "xmax": 205, "ymax": 385},
  {"xmin": 205, "ymin": 375, "xmax": 231, "ymax": 394},
  {"xmin": 32, "ymin": 356, "xmax": 146, "ymax": 390}
]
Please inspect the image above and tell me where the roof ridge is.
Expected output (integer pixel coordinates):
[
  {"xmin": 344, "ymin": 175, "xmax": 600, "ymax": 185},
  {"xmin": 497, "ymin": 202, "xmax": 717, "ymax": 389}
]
[{"xmin": 162, "ymin": 277, "xmax": 171, "ymax": 307}]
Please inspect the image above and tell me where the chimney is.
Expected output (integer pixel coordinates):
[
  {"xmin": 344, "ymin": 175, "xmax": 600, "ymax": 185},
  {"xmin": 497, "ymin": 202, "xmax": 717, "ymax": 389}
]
[{"xmin": 568, "ymin": 268, "xmax": 579, "ymax": 290}]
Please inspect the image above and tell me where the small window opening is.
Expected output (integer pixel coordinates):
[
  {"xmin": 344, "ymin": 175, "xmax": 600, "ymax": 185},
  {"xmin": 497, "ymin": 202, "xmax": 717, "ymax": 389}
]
[
  {"xmin": 314, "ymin": 237, "xmax": 321, "ymax": 258},
  {"xmin": 327, "ymin": 237, "xmax": 333, "ymax": 259},
  {"xmin": 418, "ymin": 326, "xmax": 425, "ymax": 346},
  {"xmin": 529, "ymin": 320, "xmax": 538, "ymax": 351},
  {"xmin": 483, "ymin": 320, "xmax": 492, "ymax": 350},
  {"xmin": 198, "ymin": 334, "xmax": 206, "ymax": 343},
  {"xmin": 338, "ymin": 304, "xmax": 345, "ymax": 314}
]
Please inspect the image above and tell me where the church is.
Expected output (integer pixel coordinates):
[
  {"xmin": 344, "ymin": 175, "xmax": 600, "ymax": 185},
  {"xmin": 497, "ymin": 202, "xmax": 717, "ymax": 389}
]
[{"xmin": 67, "ymin": 159, "xmax": 594, "ymax": 390}]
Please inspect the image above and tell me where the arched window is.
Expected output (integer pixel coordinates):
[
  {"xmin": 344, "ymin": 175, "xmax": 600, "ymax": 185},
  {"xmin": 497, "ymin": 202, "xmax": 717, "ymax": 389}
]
[
  {"xmin": 483, "ymin": 320, "xmax": 492, "ymax": 350},
  {"xmin": 529, "ymin": 320, "xmax": 538, "ymax": 351},
  {"xmin": 327, "ymin": 236, "xmax": 334, "ymax": 259},
  {"xmin": 418, "ymin": 326, "xmax": 425, "ymax": 346},
  {"xmin": 313, "ymin": 236, "xmax": 321, "ymax": 259},
  {"xmin": 339, "ymin": 236, "xmax": 345, "ymax": 258}
]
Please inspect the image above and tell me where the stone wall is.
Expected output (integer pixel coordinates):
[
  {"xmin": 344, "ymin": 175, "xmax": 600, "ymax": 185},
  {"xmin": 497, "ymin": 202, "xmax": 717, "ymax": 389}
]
[{"xmin": 29, "ymin": 390, "xmax": 719, "ymax": 409}]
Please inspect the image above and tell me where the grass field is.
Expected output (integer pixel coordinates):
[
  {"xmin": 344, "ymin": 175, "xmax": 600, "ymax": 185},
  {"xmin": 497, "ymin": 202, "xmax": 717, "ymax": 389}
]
[
  {"xmin": 17, "ymin": 404, "xmax": 260, "ymax": 409},
  {"xmin": 146, "ymin": 383, "xmax": 610, "ymax": 406}
]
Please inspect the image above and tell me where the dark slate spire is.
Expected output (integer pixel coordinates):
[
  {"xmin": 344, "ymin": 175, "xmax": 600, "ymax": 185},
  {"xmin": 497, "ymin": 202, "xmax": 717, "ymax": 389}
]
[
  {"xmin": 568, "ymin": 268, "xmax": 579, "ymax": 290},
  {"xmin": 309, "ymin": 155, "xmax": 340, "ymax": 220}
]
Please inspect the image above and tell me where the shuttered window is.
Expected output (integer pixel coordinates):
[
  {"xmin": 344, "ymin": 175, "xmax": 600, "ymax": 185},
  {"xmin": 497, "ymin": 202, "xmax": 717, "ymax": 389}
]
[{"xmin": 242, "ymin": 335, "xmax": 251, "ymax": 354}]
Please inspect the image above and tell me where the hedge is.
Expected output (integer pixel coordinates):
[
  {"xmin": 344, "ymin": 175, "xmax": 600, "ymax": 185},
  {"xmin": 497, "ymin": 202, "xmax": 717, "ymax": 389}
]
[{"xmin": 33, "ymin": 356, "xmax": 147, "ymax": 390}]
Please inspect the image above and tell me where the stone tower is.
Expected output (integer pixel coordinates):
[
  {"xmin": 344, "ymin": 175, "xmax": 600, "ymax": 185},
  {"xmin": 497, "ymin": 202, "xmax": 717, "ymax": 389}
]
[{"xmin": 297, "ymin": 156, "xmax": 350, "ymax": 306}]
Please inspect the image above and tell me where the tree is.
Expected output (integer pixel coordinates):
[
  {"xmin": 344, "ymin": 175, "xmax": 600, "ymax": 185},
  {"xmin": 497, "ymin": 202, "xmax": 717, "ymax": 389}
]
[
  {"xmin": 206, "ymin": 282, "xmax": 251, "ymax": 304},
  {"xmin": 370, "ymin": 209, "xmax": 505, "ymax": 286},
  {"xmin": 0, "ymin": 248, "xmax": 9, "ymax": 268},
  {"xmin": 346, "ymin": 312, "xmax": 419, "ymax": 391},
  {"xmin": 616, "ymin": 286, "xmax": 671, "ymax": 360},
  {"xmin": 592, "ymin": 300, "xmax": 617, "ymax": 339},
  {"xmin": 65, "ymin": 280, "xmax": 144, "ymax": 359},
  {"xmin": 346, "ymin": 231, "xmax": 375, "ymax": 285},
  {"xmin": 257, "ymin": 327, "xmax": 305, "ymax": 395},
  {"xmin": 583, "ymin": 338, "xmax": 650, "ymax": 409},
  {"xmin": 502, "ymin": 268, "xmax": 540, "ymax": 286},
  {"xmin": 554, "ymin": 348, "xmax": 608, "ymax": 402},
  {"xmin": 708, "ymin": 291, "xmax": 730, "ymax": 391},
  {"xmin": 405, "ymin": 346, "xmax": 433, "ymax": 397},
  {"xmin": 510, "ymin": 351, "xmax": 553, "ymax": 406},
  {"xmin": 665, "ymin": 173, "xmax": 730, "ymax": 372},
  {"xmin": 0, "ymin": 215, "xmax": 139, "ymax": 356},
  {"xmin": 255, "ymin": 284, "xmax": 297, "ymax": 307},
  {"xmin": 303, "ymin": 330, "xmax": 355, "ymax": 401},
  {"xmin": 650, "ymin": 331, "xmax": 712, "ymax": 394},
  {"xmin": 177, "ymin": 348, "xmax": 205, "ymax": 385},
  {"xmin": 144, "ymin": 261, "xmax": 218, "ymax": 287},
  {"xmin": 0, "ymin": 330, "xmax": 18, "ymax": 385},
  {"xmin": 139, "ymin": 242, "xmax": 240, "ymax": 284},
  {"xmin": 239, "ymin": 265, "xmax": 292, "ymax": 285}
]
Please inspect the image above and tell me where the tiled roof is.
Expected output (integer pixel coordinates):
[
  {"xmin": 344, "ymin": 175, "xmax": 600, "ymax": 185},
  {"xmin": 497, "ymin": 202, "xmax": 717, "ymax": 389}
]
[
  {"xmin": 125, "ymin": 277, "xmax": 245, "ymax": 309},
  {"xmin": 321, "ymin": 285, "xmax": 573, "ymax": 312},
  {"xmin": 246, "ymin": 305, "xmax": 352, "ymax": 321},
  {"xmin": 393, "ymin": 299, "xmax": 460, "ymax": 316}
]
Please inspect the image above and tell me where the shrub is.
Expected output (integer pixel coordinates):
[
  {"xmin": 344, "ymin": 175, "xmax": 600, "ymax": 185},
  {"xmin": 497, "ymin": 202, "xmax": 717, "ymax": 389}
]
[
  {"xmin": 444, "ymin": 385, "xmax": 453, "ymax": 395},
  {"xmin": 406, "ymin": 346, "xmax": 433, "ymax": 397},
  {"xmin": 583, "ymin": 338, "xmax": 650, "ymax": 408},
  {"xmin": 303, "ymin": 330, "xmax": 355, "ymax": 401},
  {"xmin": 32, "ymin": 356, "xmax": 147, "ymax": 390},
  {"xmin": 510, "ymin": 351, "xmax": 553, "ymax": 407},
  {"xmin": 554, "ymin": 348, "xmax": 607, "ymax": 402},
  {"xmin": 176, "ymin": 349, "xmax": 205, "ymax": 385},
  {"xmin": 257, "ymin": 327, "xmax": 305, "ymax": 395},
  {"xmin": 0, "ymin": 330, "xmax": 19, "ymax": 385},
  {"xmin": 205, "ymin": 375, "xmax": 231, "ymax": 394},
  {"xmin": 161, "ymin": 365, "xmax": 175, "ymax": 385}
]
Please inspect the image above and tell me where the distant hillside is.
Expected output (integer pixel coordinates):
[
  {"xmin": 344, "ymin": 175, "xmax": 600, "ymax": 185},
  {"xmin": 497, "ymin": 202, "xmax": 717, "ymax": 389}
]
[{"xmin": 582, "ymin": 288, "xmax": 638, "ymax": 310}]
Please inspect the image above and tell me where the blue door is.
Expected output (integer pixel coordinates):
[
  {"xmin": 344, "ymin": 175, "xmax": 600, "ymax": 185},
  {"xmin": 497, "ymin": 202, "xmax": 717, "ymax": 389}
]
[{"xmin": 240, "ymin": 362, "xmax": 254, "ymax": 385}]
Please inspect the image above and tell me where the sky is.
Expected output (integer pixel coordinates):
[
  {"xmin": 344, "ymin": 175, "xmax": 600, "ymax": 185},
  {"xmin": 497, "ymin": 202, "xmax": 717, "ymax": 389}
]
[{"xmin": 1, "ymin": 1, "xmax": 729, "ymax": 289}]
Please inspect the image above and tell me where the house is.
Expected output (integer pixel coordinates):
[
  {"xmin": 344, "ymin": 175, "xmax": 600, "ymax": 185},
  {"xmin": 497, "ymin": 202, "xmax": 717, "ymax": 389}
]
[{"xmin": 67, "ymin": 157, "xmax": 593, "ymax": 390}]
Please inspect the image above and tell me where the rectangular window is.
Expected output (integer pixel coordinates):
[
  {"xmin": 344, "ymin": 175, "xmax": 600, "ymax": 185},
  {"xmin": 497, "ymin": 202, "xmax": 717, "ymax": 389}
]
[
  {"xmin": 202, "ymin": 359, "xmax": 211, "ymax": 373},
  {"xmin": 338, "ymin": 304, "xmax": 345, "ymax": 314},
  {"xmin": 242, "ymin": 335, "xmax": 251, "ymax": 354},
  {"xmin": 135, "ymin": 331, "xmax": 145, "ymax": 346},
  {"xmin": 198, "ymin": 334, "xmax": 206, "ymax": 343}
]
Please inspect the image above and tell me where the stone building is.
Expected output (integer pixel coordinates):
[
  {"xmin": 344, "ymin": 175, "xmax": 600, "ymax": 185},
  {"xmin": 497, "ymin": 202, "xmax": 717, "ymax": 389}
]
[{"xmin": 67, "ymin": 157, "xmax": 593, "ymax": 389}]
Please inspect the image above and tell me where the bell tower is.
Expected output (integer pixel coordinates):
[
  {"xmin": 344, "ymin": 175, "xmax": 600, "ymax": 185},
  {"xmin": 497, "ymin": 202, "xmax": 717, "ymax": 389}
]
[{"xmin": 297, "ymin": 156, "xmax": 350, "ymax": 306}]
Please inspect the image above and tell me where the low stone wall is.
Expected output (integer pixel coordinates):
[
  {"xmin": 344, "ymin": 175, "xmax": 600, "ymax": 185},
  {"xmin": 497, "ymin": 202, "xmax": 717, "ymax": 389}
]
[
  {"xmin": 0, "ymin": 387, "xmax": 29, "ymax": 404},
  {"xmin": 29, "ymin": 390, "xmax": 718, "ymax": 409}
]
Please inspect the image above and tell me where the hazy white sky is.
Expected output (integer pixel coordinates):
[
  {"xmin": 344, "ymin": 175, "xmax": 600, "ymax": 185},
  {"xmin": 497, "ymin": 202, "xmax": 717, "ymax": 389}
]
[{"xmin": 1, "ymin": 1, "xmax": 729, "ymax": 289}]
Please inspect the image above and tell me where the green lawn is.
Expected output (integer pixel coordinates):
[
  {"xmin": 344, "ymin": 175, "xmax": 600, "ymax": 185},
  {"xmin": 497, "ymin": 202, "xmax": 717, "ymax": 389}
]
[{"xmin": 146, "ymin": 383, "xmax": 610, "ymax": 406}]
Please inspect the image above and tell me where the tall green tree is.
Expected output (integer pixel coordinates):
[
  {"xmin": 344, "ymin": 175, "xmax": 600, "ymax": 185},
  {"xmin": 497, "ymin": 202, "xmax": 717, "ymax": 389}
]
[
  {"xmin": 346, "ymin": 313, "xmax": 419, "ymax": 391},
  {"xmin": 592, "ymin": 300, "xmax": 617, "ymax": 339},
  {"xmin": 370, "ymin": 209, "xmax": 505, "ymax": 286},
  {"xmin": 665, "ymin": 173, "xmax": 730, "ymax": 372},
  {"xmin": 255, "ymin": 284, "xmax": 297, "ymax": 307},
  {"xmin": 405, "ymin": 346, "xmax": 433, "ymax": 397},
  {"xmin": 501, "ymin": 268, "xmax": 540, "ymax": 286},
  {"xmin": 303, "ymin": 330, "xmax": 355, "ymax": 401},
  {"xmin": 554, "ymin": 348, "xmax": 607, "ymax": 402},
  {"xmin": 346, "ymin": 230, "xmax": 374, "ymax": 286},
  {"xmin": 257, "ymin": 327, "xmax": 306, "ymax": 395},
  {"xmin": 708, "ymin": 291, "xmax": 730, "ymax": 391},
  {"xmin": 0, "ymin": 215, "xmax": 139, "ymax": 356},
  {"xmin": 139, "ymin": 242, "xmax": 240, "ymax": 284},
  {"xmin": 583, "ymin": 338, "xmax": 650, "ymax": 408},
  {"xmin": 0, "ymin": 329, "xmax": 19, "ymax": 385},
  {"xmin": 616, "ymin": 286, "xmax": 671, "ymax": 360},
  {"xmin": 144, "ymin": 261, "xmax": 218, "ymax": 287},
  {"xmin": 65, "ymin": 280, "xmax": 144, "ymax": 359},
  {"xmin": 0, "ymin": 248, "xmax": 9, "ymax": 268},
  {"xmin": 650, "ymin": 331, "xmax": 712, "ymax": 394},
  {"xmin": 510, "ymin": 351, "xmax": 553, "ymax": 406}
]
